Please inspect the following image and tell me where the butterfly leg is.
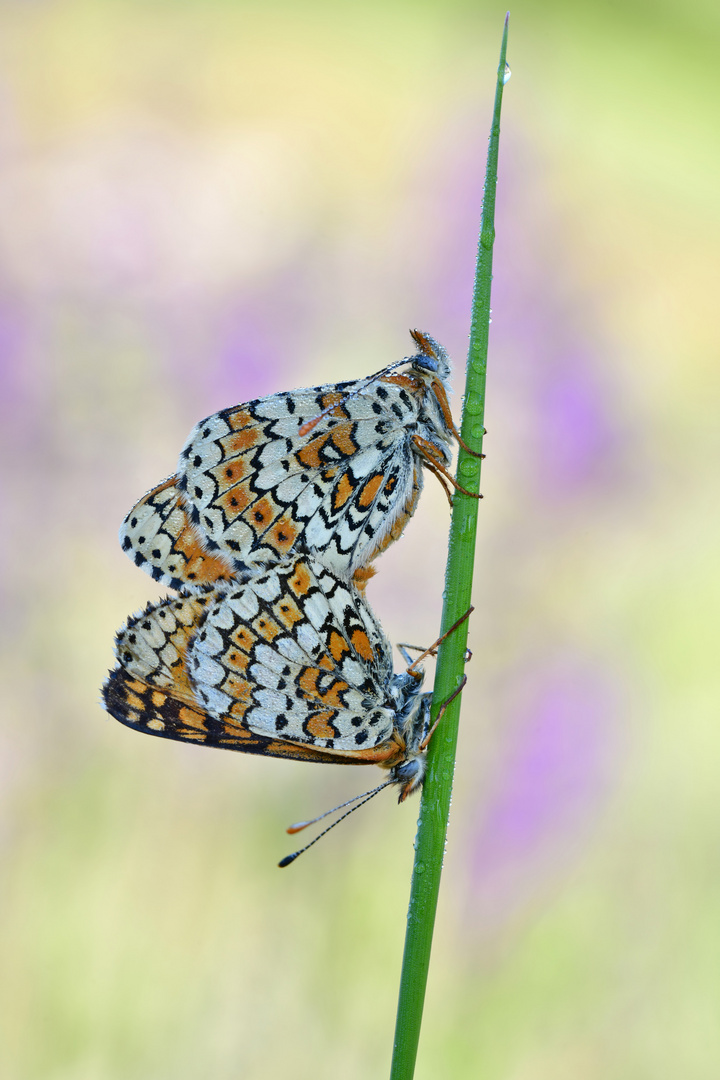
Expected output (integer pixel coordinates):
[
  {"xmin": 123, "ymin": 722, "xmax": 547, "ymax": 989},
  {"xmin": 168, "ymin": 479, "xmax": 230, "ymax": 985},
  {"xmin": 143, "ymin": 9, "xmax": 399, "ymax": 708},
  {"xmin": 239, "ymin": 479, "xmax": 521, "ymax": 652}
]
[
  {"xmin": 421, "ymin": 458, "xmax": 454, "ymax": 507},
  {"xmin": 413, "ymin": 435, "xmax": 483, "ymax": 500},
  {"xmin": 397, "ymin": 642, "xmax": 436, "ymax": 666},
  {"xmin": 398, "ymin": 641, "xmax": 473, "ymax": 668},
  {"xmin": 405, "ymin": 605, "xmax": 474, "ymax": 676},
  {"xmin": 429, "ymin": 379, "xmax": 486, "ymax": 458},
  {"xmin": 419, "ymin": 674, "xmax": 468, "ymax": 752}
]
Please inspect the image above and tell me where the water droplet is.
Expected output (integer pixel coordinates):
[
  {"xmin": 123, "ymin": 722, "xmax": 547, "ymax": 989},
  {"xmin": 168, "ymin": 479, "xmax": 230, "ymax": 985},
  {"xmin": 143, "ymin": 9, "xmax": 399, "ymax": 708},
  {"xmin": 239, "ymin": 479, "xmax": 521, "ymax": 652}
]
[
  {"xmin": 460, "ymin": 459, "xmax": 479, "ymax": 478},
  {"xmin": 503, "ymin": 63, "xmax": 511, "ymax": 84},
  {"xmin": 471, "ymin": 425, "xmax": 485, "ymax": 441},
  {"xmin": 415, "ymin": 862, "xmax": 425, "ymax": 875},
  {"xmin": 464, "ymin": 393, "xmax": 482, "ymax": 415}
]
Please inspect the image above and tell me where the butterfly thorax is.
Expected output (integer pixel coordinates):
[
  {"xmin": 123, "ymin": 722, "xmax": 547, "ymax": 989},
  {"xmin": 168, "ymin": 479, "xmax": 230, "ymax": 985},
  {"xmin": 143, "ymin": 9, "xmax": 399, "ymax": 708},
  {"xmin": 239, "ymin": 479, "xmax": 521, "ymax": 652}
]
[
  {"xmin": 382, "ymin": 686, "xmax": 432, "ymax": 801},
  {"xmin": 381, "ymin": 370, "xmax": 454, "ymax": 471},
  {"xmin": 374, "ymin": 668, "xmax": 431, "ymax": 799}
]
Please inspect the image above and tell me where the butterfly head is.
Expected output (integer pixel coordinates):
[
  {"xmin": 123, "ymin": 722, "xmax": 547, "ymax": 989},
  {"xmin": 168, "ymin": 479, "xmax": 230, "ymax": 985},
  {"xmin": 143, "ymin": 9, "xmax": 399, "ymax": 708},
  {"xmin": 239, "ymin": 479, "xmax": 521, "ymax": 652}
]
[{"xmin": 407, "ymin": 329, "xmax": 452, "ymax": 384}]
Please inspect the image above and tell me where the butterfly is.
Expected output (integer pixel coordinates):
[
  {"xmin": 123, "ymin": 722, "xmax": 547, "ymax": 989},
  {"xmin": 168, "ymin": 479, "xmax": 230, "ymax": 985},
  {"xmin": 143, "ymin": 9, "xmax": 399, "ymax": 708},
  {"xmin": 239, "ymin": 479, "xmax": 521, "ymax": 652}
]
[
  {"xmin": 119, "ymin": 331, "xmax": 481, "ymax": 594},
  {"xmin": 104, "ymin": 556, "xmax": 436, "ymax": 801}
]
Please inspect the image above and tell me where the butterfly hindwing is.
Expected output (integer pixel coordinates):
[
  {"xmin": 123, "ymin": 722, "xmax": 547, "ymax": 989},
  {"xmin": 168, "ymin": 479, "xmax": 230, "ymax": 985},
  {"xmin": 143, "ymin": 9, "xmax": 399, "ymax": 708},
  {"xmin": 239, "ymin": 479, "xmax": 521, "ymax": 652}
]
[
  {"xmin": 104, "ymin": 557, "xmax": 416, "ymax": 765},
  {"xmin": 102, "ymin": 665, "xmax": 367, "ymax": 763},
  {"xmin": 119, "ymin": 477, "xmax": 236, "ymax": 593},
  {"xmin": 188, "ymin": 557, "xmax": 397, "ymax": 752}
]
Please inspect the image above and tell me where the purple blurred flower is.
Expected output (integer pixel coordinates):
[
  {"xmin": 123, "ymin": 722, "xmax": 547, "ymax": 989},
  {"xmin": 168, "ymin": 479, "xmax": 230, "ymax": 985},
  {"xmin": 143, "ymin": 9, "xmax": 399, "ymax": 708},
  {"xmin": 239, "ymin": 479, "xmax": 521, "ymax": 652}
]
[
  {"xmin": 466, "ymin": 660, "xmax": 619, "ymax": 924},
  {"xmin": 538, "ymin": 355, "xmax": 617, "ymax": 490}
]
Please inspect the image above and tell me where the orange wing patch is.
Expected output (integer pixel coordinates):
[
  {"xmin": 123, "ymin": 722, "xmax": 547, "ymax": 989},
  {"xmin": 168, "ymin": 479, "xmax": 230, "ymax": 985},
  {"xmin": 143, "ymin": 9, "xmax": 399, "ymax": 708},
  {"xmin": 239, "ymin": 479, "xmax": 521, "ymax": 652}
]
[
  {"xmin": 330, "ymin": 424, "xmax": 359, "ymax": 457},
  {"xmin": 225, "ymin": 408, "xmax": 255, "ymax": 432},
  {"xmin": 332, "ymin": 472, "xmax": 356, "ymax": 511},
  {"xmin": 273, "ymin": 594, "xmax": 304, "ymax": 630},
  {"xmin": 227, "ymin": 702, "xmax": 251, "ymax": 723},
  {"xmin": 296, "ymin": 432, "xmax": 332, "ymax": 470},
  {"xmin": 351, "ymin": 565, "xmax": 377, "ymax": 594},
  {"xmin": 329, "ymin": 631, "xmax": 351, "ymax": 662},
  {"xmin": 305, "ymin": 711, "xmax": 339, "ymax": 739},
  {"xmin": 266, "ymin": 516, "xmax": 298, "ymax": 555},
  {"xmin": 246, "ymin": 495, "xmax": 281, "ymax": 535},
  {"xmin": 231, "ymin": 625, "xmax": 257, "ymax": 652},
  {"xmin": 172, "ymin": 525, "xmax": 233, "ymax": 586},
  {"xmin": 319, "ymin": 391, "xmax": 348, "ymax": 416},
  {"xmin": 209, "ymin": 458, "xmax": 249, "ymax": 494},
  {"xmin": 358, "ymin": 474, "xmax": 384, "ymax": 509},
  {"xmin": 219, "ymin": 674, "xmax": 254, "ymax": 704},
  {"xmin": 298, "ymin": 668, "xmax": 349, "ymax": 708},
  {"xmin": 216, "ymin": 485, "xmax": 252, "ymax": 521},
  {"xmin": 178, "ymin": 706, "xmax": 207, "ymax": 733},
  {"xmin": 218, "ymin": 427, "xmax": 261, "ymax": 457},
  {"xmin": 120, "ymin": 478, "xmax": 234, "ymax": 591},
  {"xmin": 222, "ymin": 648, "xmax": 250, "ymax": 673},
  {"xmin": 252, "ymin": 614, "xmax": 282, "ymax": 643},
  {"xmin": 382, "ymin": 372, "xmax": 423, "ymax": 393},
  {"xmin": 350, "ymin": 629, "xmax": 374, "ymax": 663},
  {"xmin": 126, "ymin": 690, "xmax": 144, "ymax": 712},
  {"xmin": 288, "ymin": 562, "xmax": 312, "ymax": 597}
]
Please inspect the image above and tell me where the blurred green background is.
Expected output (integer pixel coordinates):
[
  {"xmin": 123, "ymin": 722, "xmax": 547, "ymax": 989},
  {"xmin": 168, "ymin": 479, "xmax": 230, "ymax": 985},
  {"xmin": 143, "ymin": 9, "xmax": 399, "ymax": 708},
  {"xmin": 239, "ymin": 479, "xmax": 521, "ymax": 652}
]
[{"xmin": 0, "ymin": 1, "xmax": 717, "ymax": 1077}]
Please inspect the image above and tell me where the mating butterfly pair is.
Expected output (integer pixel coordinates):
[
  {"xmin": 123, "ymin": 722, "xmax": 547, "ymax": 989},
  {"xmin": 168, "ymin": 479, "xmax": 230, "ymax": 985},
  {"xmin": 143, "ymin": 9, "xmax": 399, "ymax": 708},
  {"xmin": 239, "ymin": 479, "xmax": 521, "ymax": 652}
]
[{"xmin": 103, "ymin": 332, "xmax": 477, "ymax": 860}]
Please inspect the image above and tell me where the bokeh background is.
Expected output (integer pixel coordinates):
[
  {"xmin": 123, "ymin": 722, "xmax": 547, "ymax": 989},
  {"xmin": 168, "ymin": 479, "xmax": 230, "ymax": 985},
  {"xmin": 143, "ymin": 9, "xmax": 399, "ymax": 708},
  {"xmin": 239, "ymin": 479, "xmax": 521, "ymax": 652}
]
[{"xmin": 0, "ymin": 1, "xmax": 717, "ymax": 1077}]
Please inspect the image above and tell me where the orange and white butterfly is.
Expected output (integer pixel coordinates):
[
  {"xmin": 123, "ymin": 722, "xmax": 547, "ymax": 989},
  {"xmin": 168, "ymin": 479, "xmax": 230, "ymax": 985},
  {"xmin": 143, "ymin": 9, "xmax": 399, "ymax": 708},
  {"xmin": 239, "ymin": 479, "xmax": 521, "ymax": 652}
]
[
  {"xmin": 103, "ymin": 557, "xmax": 435, "ymax": 807},
  {"xmin": 119, "ymin": 331, "xmax": 480, "ymax": 593}
]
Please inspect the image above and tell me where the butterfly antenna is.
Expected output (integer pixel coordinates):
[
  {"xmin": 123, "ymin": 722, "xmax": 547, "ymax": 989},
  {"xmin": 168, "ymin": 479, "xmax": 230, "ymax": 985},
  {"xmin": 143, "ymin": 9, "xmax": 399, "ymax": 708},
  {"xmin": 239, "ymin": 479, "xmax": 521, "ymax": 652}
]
[
  {"xmin": 285, "ymin": 780, "xmax": 394, "ymax": 834},
  {"xmin": 297, "ymin": 358, "xmax": 411, "ymax": 438},
  {"xmin": 278, "ymin": 780, "xmax": 394, "ymax": 868}
]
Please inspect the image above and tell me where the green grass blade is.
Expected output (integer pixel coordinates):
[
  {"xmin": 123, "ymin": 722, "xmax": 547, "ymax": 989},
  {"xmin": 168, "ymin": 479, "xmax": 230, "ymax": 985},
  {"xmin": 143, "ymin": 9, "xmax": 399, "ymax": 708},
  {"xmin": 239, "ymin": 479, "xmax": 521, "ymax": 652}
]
[{"xmin": 389, "ymin": 16, "xmax": 510, "ymax": 1080}]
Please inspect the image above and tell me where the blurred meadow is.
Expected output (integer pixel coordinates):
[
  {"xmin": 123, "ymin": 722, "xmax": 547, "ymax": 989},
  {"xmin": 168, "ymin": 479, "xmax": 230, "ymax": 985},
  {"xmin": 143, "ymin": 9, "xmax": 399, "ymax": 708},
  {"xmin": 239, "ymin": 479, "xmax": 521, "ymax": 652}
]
[{"xmin": 0, "ymin": 1, "xmax": 718, "ymax": 1077}]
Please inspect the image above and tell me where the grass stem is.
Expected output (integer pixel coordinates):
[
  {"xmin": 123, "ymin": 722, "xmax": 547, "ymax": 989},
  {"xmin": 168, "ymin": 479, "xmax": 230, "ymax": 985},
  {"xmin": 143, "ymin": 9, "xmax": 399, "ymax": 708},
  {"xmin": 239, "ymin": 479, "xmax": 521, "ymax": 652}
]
[{"xmin": 388, "ymin": 16, "xmax": 510, "ymax": 1079}]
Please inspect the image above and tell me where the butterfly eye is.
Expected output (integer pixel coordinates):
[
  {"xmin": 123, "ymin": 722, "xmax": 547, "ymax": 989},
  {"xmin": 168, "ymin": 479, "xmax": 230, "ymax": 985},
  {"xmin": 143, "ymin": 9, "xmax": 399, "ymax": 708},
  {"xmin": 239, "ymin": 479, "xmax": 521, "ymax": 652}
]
[{"xmin": 412, "ymin": 355, "xmax": 439, "ymax": 375}]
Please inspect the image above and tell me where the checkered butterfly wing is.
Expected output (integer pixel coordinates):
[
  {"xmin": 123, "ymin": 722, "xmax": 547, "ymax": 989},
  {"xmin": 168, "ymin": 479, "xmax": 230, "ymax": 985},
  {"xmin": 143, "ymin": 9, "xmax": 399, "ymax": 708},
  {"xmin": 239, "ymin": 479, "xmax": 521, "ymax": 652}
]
[
  {"xmin": 188, "ymin": 557, "xmax": 400, "ymax": 755},
  {"xmin": 119, "ymin": 477, "xmax": 236, "ymax": 593},
  {"xmin": 104, "ymin": 558, "xmax": 406, "ymax": 764},
  {"xmin": 103, "ymin": 591, "xmax": 225, "ymax": 746},
  {"xmin": 117, "ymin": 333, "xmax": 460, "ymax": 592},
  {"xmin": 176, "ymin": 335, "xmax": 455, "ymax": 580}
]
